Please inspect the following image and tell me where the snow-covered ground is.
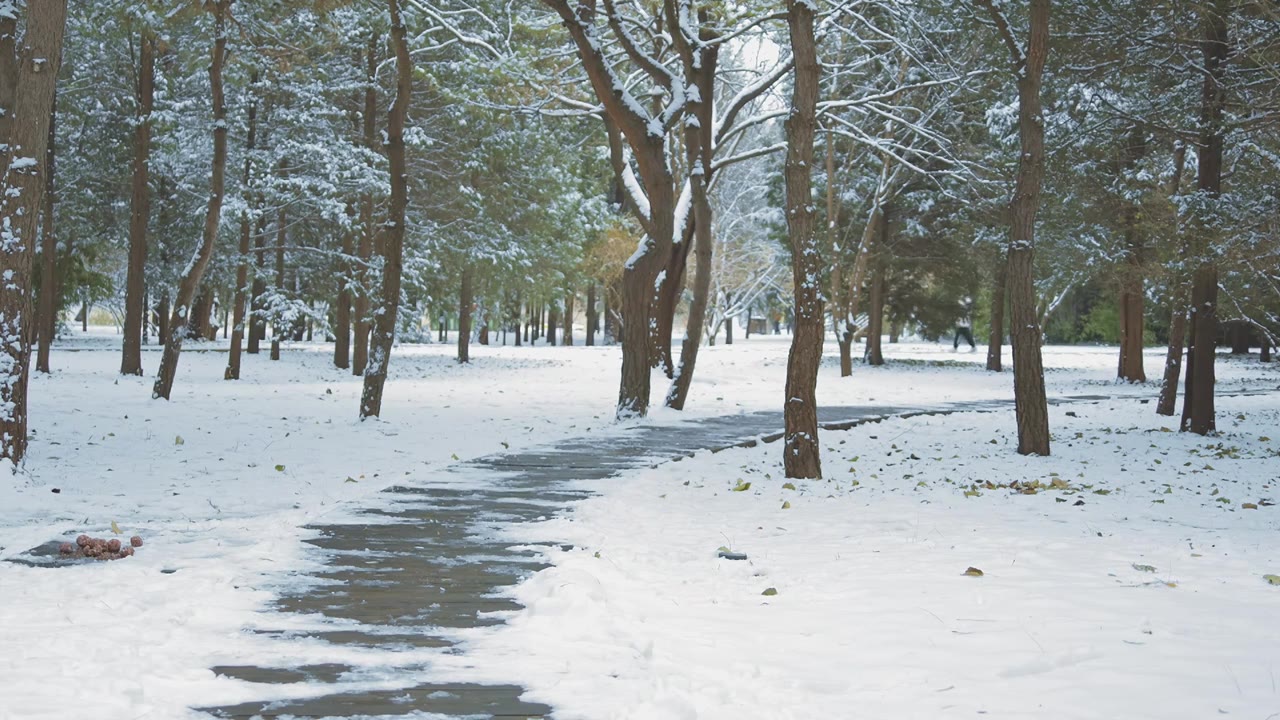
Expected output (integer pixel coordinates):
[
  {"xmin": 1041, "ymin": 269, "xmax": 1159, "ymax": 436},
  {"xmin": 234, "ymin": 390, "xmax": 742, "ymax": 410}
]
[
  {"xmin": 443, "ymin": 393, "xmax": 1280, "ymax": 719},
  {"xmin": 0, "ymin": 328, "xmax": 1276, "ymax": 719}
]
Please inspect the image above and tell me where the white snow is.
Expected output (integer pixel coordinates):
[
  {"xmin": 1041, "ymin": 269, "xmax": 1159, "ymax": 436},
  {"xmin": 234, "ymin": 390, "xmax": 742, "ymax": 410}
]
[{"xmin": 1, "ymin": 329, "xmax": 1276, "ymax": 719}]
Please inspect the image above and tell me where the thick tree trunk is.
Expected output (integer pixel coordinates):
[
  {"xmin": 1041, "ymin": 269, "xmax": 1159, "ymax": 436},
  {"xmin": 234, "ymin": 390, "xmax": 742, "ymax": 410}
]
[
  {"xmin": 866, "ymin": 262, "xmax": 885, "ymax": 366},
  {"xmin": 0, "ymin": 0, "xmax": 67, "ymax": 461},
  {"xmin": 352, "ymin": 32, "xmax": 378, "ymax": 377},
  {"xmin": 725, "ymin": 314, "xmax": 734, "ymax": 345},
  {"xmin": 359, "ymin": 0, "xmax": 412, "ymax": 418},
  {"xmin": 36, "ymin": 91, "xmax": 57, "ymax": 374},
  {"xmin": 998, "ymin": 0, "xmax": 1051, "ymax": 455},
  {"xmin": 782, "ymin": 0, "xmax": 823, "ymax": 479},
  {"xmin": 1261, "ymin": 335, "xmax": 1271, "ymax": 362},
  {"xmin": 152, "ymin": 1, "xmax": 230, "ymax": 401},
  {"xmin": 585, "ymin": 283, "xmax": 597, "ymax": 346},
  {"xmin": 225, "ymin": 69, "xmax": 258, "ymax": 380},
  {"xmin": 457, "ymin": 268, "xmax": 472, "ymax": 362},
  {"xmin": 121, "ymin": 35, "xmax": 154, "ymax": 377},
  {"xmin": 1181, "ymin": 1, "xmax": 1227, "ymax": 436}
]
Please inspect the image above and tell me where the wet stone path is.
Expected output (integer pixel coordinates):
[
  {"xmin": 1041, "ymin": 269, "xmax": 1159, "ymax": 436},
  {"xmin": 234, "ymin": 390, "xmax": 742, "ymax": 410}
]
[{"xmin": 200, "ymin": 395, "xmax": 1120, "ymax": 719}]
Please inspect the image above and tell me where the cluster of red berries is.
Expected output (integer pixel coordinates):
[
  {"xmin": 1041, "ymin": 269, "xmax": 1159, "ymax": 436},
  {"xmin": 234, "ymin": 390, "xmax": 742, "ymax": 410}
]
[{"xmin": 59, "ymin": 534, "xmax": 144, "ymax": 561}]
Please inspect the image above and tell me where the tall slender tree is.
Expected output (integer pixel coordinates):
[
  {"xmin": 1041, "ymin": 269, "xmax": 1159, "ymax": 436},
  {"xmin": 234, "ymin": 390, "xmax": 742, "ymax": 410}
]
[
  {"xmin": 153, "ymin": 0, "xmax": 233, "ymax": 400},
  {"xmin": 782, "ymin": 0, "xmax": 823, "ymax": 479}
]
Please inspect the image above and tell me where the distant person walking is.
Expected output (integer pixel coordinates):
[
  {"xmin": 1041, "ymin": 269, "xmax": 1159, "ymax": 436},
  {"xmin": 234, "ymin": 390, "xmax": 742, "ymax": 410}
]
[{"xmin": 954, "ymin": 297, "xmax": 976, "ymax": 351}]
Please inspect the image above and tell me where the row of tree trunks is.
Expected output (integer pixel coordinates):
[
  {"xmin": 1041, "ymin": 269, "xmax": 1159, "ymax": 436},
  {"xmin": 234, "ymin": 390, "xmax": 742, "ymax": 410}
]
[
  {"xmin": 1180, "ymin": 0, "xmax": 1227, "ymax": 436},
  {"xmin": 0, "ymin": 0, "xmax": 68, "ymax": 462},
  {"xmin": 782, "ymin": 0, "xmax": 823, "ymax": 480},
  {"xmin": 358, "ymin": 0, "xmax": 412, "ymax": 419}
]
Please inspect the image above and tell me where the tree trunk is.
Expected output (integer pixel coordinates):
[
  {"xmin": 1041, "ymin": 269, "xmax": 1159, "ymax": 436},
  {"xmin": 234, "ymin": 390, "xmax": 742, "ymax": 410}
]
[
  {"xmin": 1260, "ymin": 334, "xmax": 1271, "ymax": 362},
  {"xmin": 0, "ymin": 0, "xmax": 67, "ymax": 460},
  {"xmin": 270, "ymin": 162, "xmax": 286, "ymax": 362},
  {"xmin": 985, "ymin": 251, "xmax": 1006, "ymax": 372},
  {"xmin": 1229, "ymin": 324, "xmax": 1249, "ymax": 354},
  {"xmin": 121, "ymin": 35, "xmax": 154, "ymax": 376},
  {"xmin": 157, "ymin": 291, "xmax": 170, "ymax": 347},
  {"xmin": 36, "ymin": 90, "xmax": 57, "ymax": 374},
  {"xmin": 1117, "ymin": 125, "xmax": 1147, "ymax": 383},
  {"xmin": 666, "ymin": 49, "xmax": 715, "ymax": 410},
  {"xmin": 782, "ymin": 0, "xmax": 823, "ymax": 479},
  {"xmin": 225, "ymin": 68, "xmax": 258, "ymax": 380},
  {"xmin": 333, "ymin": 203, "xmax": 353, "ymax": 369},
  {"xmin": 586, "ymin": 283, "xmax": 597, "ymax": 346},
  {"xmin": 1157, "ymin": 308, "xmax": 1188, "ymax": 416},
  {"xmin": 352, "ymin": 32, "xmax": 378, "ymax": 377},
  {"xmin": 152, "ymin": 1, "xmax": 230, "ymax": 401},
  {"xmin": 359, "ymin": 0, "xmax": 411, "ymax": 418},
  {"xmin": 458, "ymin": 270, "xmax": 472, "ymax": 363},
  {"xmin": 1181, "ymin": 1, "xmax": 1226, "ymax": 436},
  {"xmin": 725, "ymin": 313, "xmax": 734, "ymax": 345},
  {"xmin": 866, "ymin": 262, "xmax": 885, "ymax": 366},
  {"xmin": 547, "ymin": 300, "xmax": 558, "ymax": 346},
  {"xmin": 247, "ymin": 212, "xmax": 267, "ymax": 354},
  {"xmin": 564, "ymin": 291, "xmax": 575, "ymax": 346},
  {"xmin": 1000, "ymin": 0, "xmax": 1051, "ymax": 456},
  {"xmin": 890, "ymin": 320, "xmax": 902, "ymax": 343}
]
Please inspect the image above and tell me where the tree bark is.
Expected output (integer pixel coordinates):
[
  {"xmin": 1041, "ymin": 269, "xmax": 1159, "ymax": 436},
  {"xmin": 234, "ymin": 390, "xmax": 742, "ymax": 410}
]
[
  {"xmin": 333, "ymin": 202, "xmax": 354, "ymax": 369},
  {"xmin": 457, "ymin": 267, "xmax": 473, "ymax": 362},
  {"xmin": 586, "ymin": 283, "xmax": 597, "ymax": 346},
  {"xmin": 564, "ymin": 291, "xmax": 575, "ymax": 345},
  {"xmin": 985, "ymin": 0, "xmax": 1051, "ymax": 455},
  {"xmin": 225, "ymin": 68, "xmax": 259, "ymax": 380},
  {"xmin": 153, "ymin": 2, "xmax": 231, "ymax": 401},
  {"xmin": 665, "ymin": 36, "xmax": 715, "ymax": 411},
  {"xmin": 547, "ymin": 299, "xmax": 558, "ymax": 346},
  {"xmin": 985, "ymin": 251, "xmax": 1006, "ymax": 371},
  {"xmin": 270, "ymin": 161, "xmax": 286, "ymax": 362},
  {"xmin": 1181, "ymin": 1, "xmax": 1227, "ymax": 436},
  {"xmin": 121, "ymin": 34, "xmax": 155, "ymax": 377},
  {"xmin": 1156, "ymin": 144, "xmax": 1188, "ymax": 415},
  {"xmin": 866, "ymin": 262, "xmax": 886, "ymax": 366},
  {"xmin": 0, "ymin": 0, "xmax": 67, "ymax": 461},
  {"xmin": 352, "ymin": 32, "xmax": 378, "ymax": 377},
  {"xmin": 1116, "ymin": 125, "xmax": 1147, "ymax": 383},
  {"xmin": 36, "ymin": 89, "xmax": 57, "ymax": 374},
  {"xmin": 782, "ymin": 0, "xmax": 823, "ymax": 479},
  {"xmin": 359, "ymin": 0, "xmax": 412, "ymax": 418}
]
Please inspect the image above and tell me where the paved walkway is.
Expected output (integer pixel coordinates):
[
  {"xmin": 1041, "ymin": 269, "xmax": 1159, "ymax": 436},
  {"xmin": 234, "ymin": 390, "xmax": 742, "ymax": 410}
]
[{"xmin": 200, "ymin": 394, "xmax": 1130, "ymax": 719}]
